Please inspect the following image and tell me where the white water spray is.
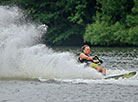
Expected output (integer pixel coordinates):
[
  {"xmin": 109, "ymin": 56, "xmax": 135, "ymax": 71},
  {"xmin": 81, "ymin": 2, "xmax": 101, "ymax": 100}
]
[{"xmin": 0, "ymin": 6, "xmax": 103, "ymax": 80}]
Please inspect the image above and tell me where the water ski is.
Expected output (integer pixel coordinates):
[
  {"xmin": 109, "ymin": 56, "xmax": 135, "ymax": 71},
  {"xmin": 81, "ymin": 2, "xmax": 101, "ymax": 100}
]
[{"xmin": 104, "ymin": 71, "xmax": 137, "ymax": 80}]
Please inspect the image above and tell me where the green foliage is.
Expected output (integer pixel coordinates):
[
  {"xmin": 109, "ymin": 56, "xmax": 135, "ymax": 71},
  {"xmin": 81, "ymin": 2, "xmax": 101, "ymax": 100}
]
[
  {"xmin": 127, "ymin": 26, "xmax": 138, "ymax": 45},
  {"xmin": 84, "ymin": 0, "xmax": 138, "ymax": 46},
  {"xmin": 84, "ymin": 21, "xmax": 126, "ymax": 46},
  {"xmin": 67, "ymin": 1, "xmax": 87, "ymax": 25},
  {"xmin": 132, "ymin": 0, "xmax": 138, "ymax": 14},
  {"xmin": 0, "ymin": 0, "xmax": 90, "ymax": 45},
  {"xmin": 126, "ymin": 0, "xmax": 138, "ymax": 27},
  {"xmin": 96, "ymin": 0, "xmax": 134, "ymax": 23},
  {"xmin": 0, "ymin": 0, "xmax": 138, "ymax": 46},
  {"xmin": 126, "ymin": 0, "xmax": 138, "ymax": 45}
]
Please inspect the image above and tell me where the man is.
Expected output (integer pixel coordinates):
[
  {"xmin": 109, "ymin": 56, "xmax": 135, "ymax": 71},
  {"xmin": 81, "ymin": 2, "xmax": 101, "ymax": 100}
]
[{"xmin": 79, "ymin": 45, "xmax": 106, "ymax": 75}]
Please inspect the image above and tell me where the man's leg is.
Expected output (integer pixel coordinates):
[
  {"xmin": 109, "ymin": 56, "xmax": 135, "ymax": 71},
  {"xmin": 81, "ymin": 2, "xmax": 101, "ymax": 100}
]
[
  {"xmin": 89, "ymin": 63, "xmax": 106, "ymax": 75},
  {"xmin": 96, "ymin": 67, "xmax": 106, "ymax": 75}
]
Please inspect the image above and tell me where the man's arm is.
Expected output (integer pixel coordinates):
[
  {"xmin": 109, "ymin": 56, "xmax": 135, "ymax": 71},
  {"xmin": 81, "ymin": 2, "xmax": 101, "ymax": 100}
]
[
  {"xmin": 80, "ymin": 53, "xmax": 93, "ymax": 61},
  {"xmin": 80, "ymin": 53, "xmax": 99, "ymax": 63}
]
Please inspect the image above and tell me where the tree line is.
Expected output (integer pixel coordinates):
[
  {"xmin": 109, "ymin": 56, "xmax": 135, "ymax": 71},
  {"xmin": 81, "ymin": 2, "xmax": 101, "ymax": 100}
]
[{"xmin": 0, "ymin": 0, "xmax": 138, "ymax": 46}]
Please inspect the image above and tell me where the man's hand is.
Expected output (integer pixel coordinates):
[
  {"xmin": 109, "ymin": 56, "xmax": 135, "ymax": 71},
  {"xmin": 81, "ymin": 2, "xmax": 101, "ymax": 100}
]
[
  {"xmin": 93, "ymin": 60, "xmax": 99, "ymax": 64},
  {"xmin": 93, "ymin": 56, "xmax": 103, "ymax": 63}
]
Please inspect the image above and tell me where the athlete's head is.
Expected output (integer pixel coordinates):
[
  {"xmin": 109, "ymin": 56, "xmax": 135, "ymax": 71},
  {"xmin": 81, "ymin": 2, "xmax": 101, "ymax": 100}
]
[{"xmin": 81, "ymin": 45, "xmax": 90, "ymax": 54}]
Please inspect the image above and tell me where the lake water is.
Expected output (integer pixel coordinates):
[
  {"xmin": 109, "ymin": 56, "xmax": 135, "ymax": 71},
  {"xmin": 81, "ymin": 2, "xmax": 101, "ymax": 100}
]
[
  {"xmin": 0, "ymin": 6, "xmax": 138, "ymax": 102},
  {"xmin": 0, "ymin": 47, "xmax": 138, "ymax": 102}
]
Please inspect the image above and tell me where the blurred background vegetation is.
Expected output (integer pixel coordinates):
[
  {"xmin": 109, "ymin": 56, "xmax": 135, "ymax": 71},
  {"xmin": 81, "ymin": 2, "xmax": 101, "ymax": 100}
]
[{"xmin": 0, "ymin": 0, "xmax": 138, "ymax": 46}]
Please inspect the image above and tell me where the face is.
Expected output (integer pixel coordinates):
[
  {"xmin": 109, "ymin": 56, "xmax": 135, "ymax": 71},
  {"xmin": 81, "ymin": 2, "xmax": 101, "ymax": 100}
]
[{"xmin": 83, "ymin": 46, "xmax": 90, "ymax": 54}]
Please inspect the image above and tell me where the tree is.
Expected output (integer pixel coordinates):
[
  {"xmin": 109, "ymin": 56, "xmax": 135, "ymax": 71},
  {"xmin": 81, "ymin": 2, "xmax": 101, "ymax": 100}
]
[{"xmin": 84, "ymin": 0, "xmax": 138, "ymax": 46}]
